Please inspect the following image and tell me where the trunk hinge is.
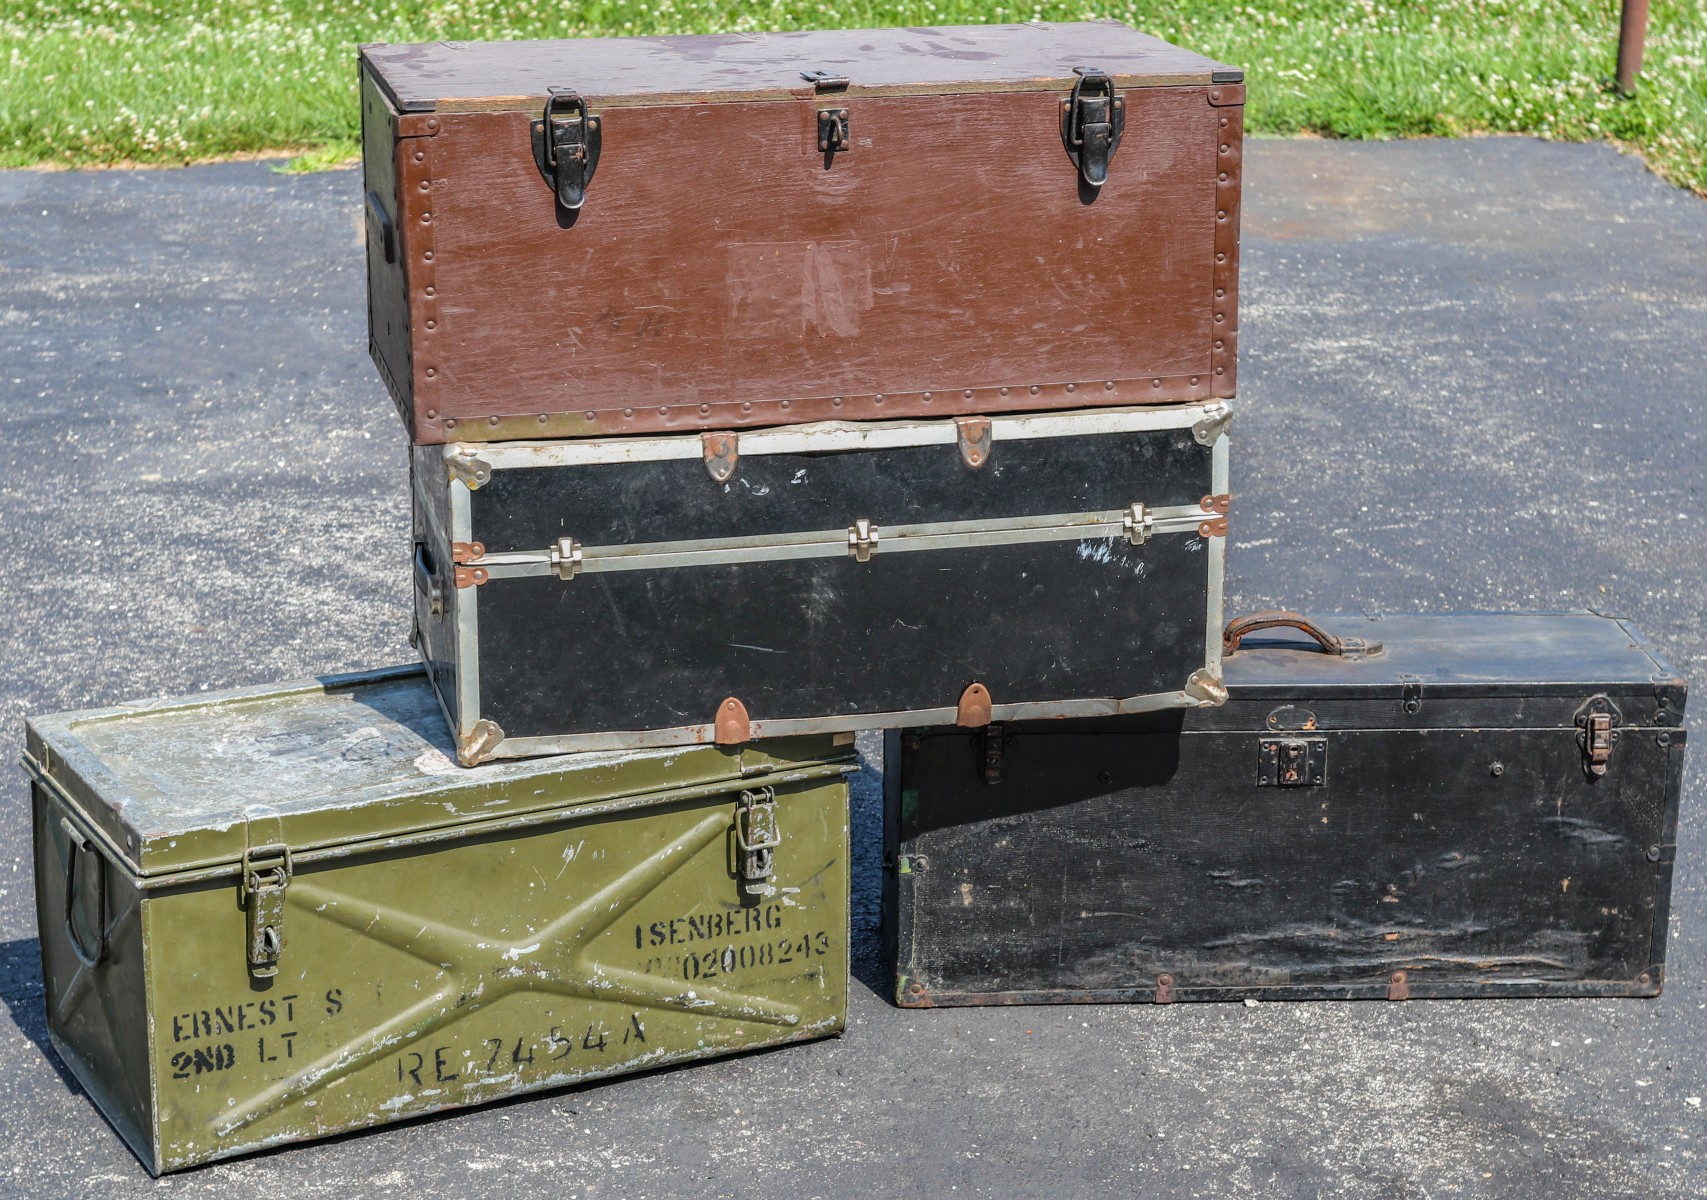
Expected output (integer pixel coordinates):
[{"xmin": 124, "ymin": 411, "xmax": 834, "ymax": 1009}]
[
  {"xmin": 1575, "ymin": 694, "xmax": 1623, "ymax": 779},
  {"xmin": 531, "ymin": 87, "xmax": 602, "ymax": 211},
  {"xmin": 241, "ymin": 844, "xmax": 293, "ymax": 979},
  {"xmin": 715, "ymin": 696, "xmax": 752, "ymax": 746},
  {"xmin": 848, "ymin": 518, "xmax": 879, "ymax": 562},
  {"xmin": 702, "ymin": 432, "xmax": 739, "ymax": 483},
  {"xmin": 1060, "ymin": 67, "xmax": 1124, "ymax": 187},
  {"xmin": 956, "ymin": 416, "xmax": 993, "ymax": 468},
  {"xmin": 736, "ymin": 787, "xmax": 780, "ymax": 897},
  {"xmin": 956, "ymin": 682, "xmax": 993, "ymax": 727}
]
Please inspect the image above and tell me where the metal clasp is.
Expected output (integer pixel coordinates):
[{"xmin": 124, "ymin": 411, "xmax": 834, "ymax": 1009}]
[
  {"xmin": 551, "ymin": 536, "xmax": 583, "ymax": 581},
  {"xmin": 531, "ymin": 87, "xmax": 603, "ymax": 210},
  {"xmin": 817, "ymin": 108, "xmax": 850, "ymax": 153},
  {"xmin": 241, "ymin": 844, "xmax": 293, "ymax": 978},
  {"xmin": 735, "ymin": 787, "xmax": 780, "ymax": 897},
  {"xmin": 1123, "ymin": 502, "xmax": 1153, "ymax": 545},
  {"xmin": 981, "ymin": 723, "xmax": 1005, "ymax": 785},
  {"xmin": 1575, "ymin": 694, "xmax": 1623, "ymax": 779},
  {"xmin": 1060, "ymin": 67, "xmax": 1125, "ymax": 187},
  {"xmin": 848, "ymin": 518, "xmax": 879, "ymax": 562}
]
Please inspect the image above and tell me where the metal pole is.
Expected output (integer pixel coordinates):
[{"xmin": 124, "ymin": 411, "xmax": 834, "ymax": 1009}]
[{"xmin": 1615, "ymin": 0, "xmax": 1650, "ymax": 96}]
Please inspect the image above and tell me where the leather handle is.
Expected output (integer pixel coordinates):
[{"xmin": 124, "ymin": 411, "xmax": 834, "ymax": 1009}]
[{"xmin": 1222, "ymin": 610, "xmax": 1382, "ymax": 659}]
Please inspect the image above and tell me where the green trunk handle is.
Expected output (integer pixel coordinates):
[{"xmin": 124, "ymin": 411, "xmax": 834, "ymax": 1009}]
[{"xmin": 60, "ymin": 817, "xmax": 109, "ymax": 968}]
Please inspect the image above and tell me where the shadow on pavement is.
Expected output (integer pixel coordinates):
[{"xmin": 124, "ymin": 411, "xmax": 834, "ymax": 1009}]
[{"xmin": 0, "ymin": 936, "xmax": 83, "ymax": 1095}]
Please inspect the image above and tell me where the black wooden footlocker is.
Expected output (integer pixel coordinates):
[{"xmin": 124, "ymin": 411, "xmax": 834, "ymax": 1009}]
[{"xmin": 884, "ymin": 611, "xmax": 1688, "ymax": 1006}]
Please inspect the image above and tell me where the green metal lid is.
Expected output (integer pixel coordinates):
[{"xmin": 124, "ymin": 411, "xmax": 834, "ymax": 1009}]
[{"xmin": 22, "ymin": 666, "xmax": 854, "ymax": 883}]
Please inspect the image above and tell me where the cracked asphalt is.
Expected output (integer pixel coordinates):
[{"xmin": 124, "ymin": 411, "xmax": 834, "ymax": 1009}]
[{"xmin": 0, "ymin": 135, "xmax": 1703, "ymax": 1197}]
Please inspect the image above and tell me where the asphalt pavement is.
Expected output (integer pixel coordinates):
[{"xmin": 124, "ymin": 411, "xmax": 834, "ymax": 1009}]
[{"xmin": 0, "ymin": 135, "xmax": 1703, "ymax": 1198}]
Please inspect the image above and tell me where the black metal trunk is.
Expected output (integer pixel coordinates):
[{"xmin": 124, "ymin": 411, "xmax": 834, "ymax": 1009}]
[
  {"xmin": 413, "ymin": 406, "xmax": 1232, "ymax": 763},
  {"xmin": 884, "ymin": 612, "xmax": 1688, "ymax": 1006}
]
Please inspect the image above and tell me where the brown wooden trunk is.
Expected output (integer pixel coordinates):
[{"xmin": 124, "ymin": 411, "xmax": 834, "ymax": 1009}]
[{"xmin": 361, "ymin": 23, "xmax": 1244, "ymax": 444}]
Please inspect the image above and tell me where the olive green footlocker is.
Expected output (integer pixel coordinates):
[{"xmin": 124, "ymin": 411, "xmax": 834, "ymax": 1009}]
[{"xmin": 23, "ymin": 667, "xmax": 853, "ymax": 1174}]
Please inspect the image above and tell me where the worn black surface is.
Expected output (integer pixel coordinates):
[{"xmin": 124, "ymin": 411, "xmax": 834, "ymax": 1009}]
[
  {"xmin": 471, "ymin": 427, "xmax": 1212, "ymax": 553},
  {"xmin": 1, "ymin": 139, "xmax": 1705, "ymax": 1197},
  {"xmin": 887, "ymin": 613, "xmax": 1686, "ymax": 1006},
  {"xmin": 475, "ymin": 534, "xmax": 1212, "ymax": 736}
]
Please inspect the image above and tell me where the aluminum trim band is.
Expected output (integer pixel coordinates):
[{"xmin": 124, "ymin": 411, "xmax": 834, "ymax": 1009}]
[
  {"xmin": 460, "ymin": 403, "xmax": 1229, "ymax": 472},
  {"xmin": 1204, "ymin": 431, "xmax": 1230, "ymax": 675},
  {"xmin": 478, "ymin": 688, "xmax": 1209, "ymax": 760},
  {"xmin": 473, "ymin": 504, "xmax": 1215, "ymax": 580},
  {"xmin": 448, "ymin": 481, "xmax": 482, "ymax": 740}
]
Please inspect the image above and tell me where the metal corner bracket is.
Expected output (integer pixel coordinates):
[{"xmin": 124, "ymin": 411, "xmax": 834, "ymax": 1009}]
[
  {"xmin": 460, "ymin": 719, "xmax": 505, "ymax": 766},
  {"xmin": 1192, "ymin": 403, "xmax": 1233, "ymax": 446},
  {"xmin": 1183, "ymin": 667, "xmax": 1229, "ymax": 706},
  {"xmin": 446, "ymin": 446, "xmax": 494, "ymax": 490}
]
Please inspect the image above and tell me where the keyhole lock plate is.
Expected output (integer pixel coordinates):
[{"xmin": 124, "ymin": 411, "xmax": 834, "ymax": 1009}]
[{"xmin": 1257, "ymin": 737, "xmax": 1327, "ymax": 787}]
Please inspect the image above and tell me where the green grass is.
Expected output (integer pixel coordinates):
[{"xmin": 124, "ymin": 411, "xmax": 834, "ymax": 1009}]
[{"xmin": 2, "ymin": 1, "xmax": 1704, "ymax": 192}]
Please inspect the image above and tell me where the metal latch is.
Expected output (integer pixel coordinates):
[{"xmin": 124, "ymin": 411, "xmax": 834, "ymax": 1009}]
[
  {"xmin": 551, "ymin": 536, "xmax": 583, "ymax": 581},
  {"xmin": 531, "ymin": 87, "xmax": 603, "ymax": 210},
  {"xmin": 1257, "ymin": 738, "xmax": 1326, "ymax": 787},
  {"xmin": 1059, "ymin": 67, "xmax": 1125, "ymax": 187},
  {"xmin": 1123, "ymin": 502, "xmax": 1153, "ymax": 545},
  {"xmin": 817, "ymin": 108, "xmax": 850, "ymax": 153},
  {"xmin": 981, "ymin": 723, "xmax": 1005, "ymax": 785},
  {"xmin": 451, "ymin": 540, "xmax": 489, "ymax": 590},
  {"xmin": 801, "ymin": 69, "xmax": 850, "ymax": 92},
  {"xmin": 1575, "ymin": 694, "xmax": 1623, "ymax": 779},
  {"xmin": 241, "ymin": 844, "xmax": 293, "ymax": 978},
  {"xmin": 848, "ymin": 518, "xmax": 879, "ymax": 562},
  {"xmin": 1400, "ymin": 676, "xmax": 1424, "ymax": 716},
  {"xmin": 735, "ymin": 787, "xmax": 780, "ymax": 897}
]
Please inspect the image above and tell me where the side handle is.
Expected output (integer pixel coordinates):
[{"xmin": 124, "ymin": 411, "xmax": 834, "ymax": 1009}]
[
  {"xmin": 1223, "ymin": 610, "xmax": 1382, "ymax": 659},
  {"xmin": 414, "ymin": 541, "xmax": 446, "ymax": 619},
  {"xmin": 60, "ymin": 817, "xmax": 108, "ymax": 968},
  {"xmin": 365, "ymin": 191, "xmax": 396, "ymax": 265}
]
